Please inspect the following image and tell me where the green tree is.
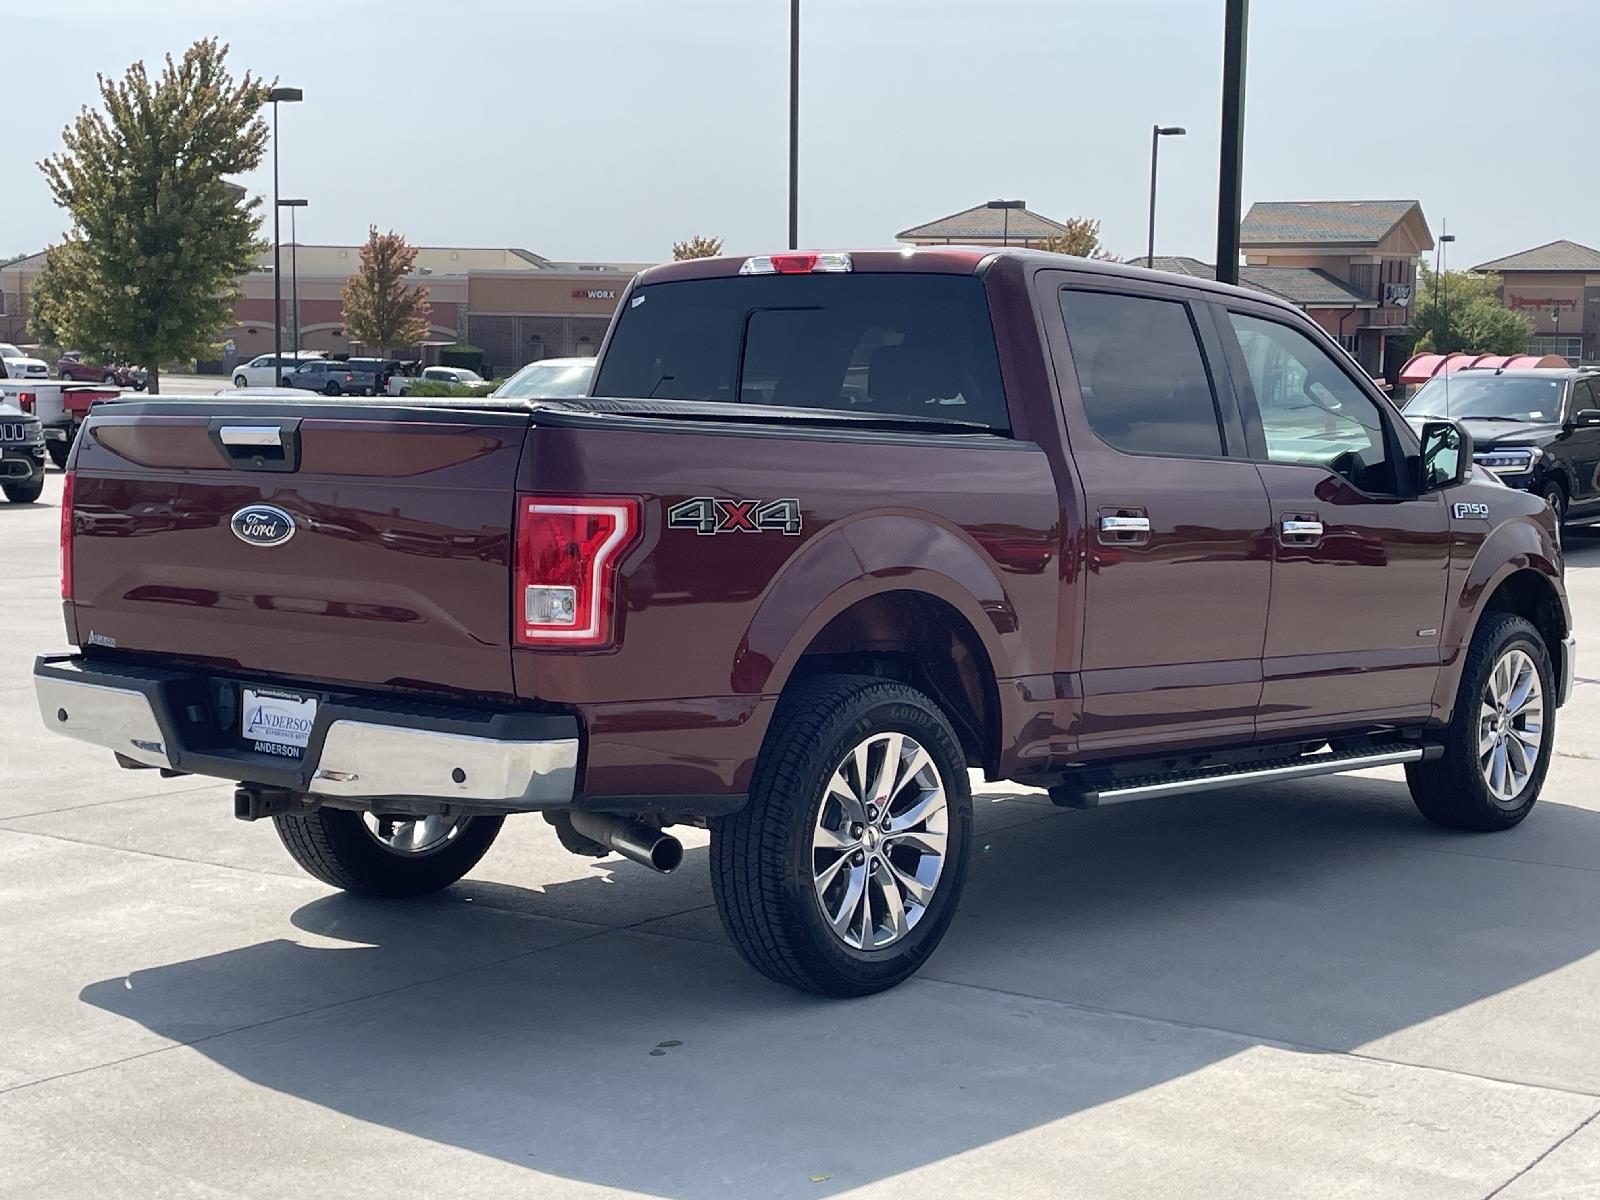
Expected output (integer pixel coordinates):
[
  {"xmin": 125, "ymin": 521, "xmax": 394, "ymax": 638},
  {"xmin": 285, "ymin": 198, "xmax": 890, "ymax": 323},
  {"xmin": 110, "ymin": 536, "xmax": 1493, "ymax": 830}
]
[
  {"xmin": 33, "ymin": 39, "xmax": 269, "ymax": 393},
  {"xmin": 340, "ymin": 226, "xmax": 431, "ymax": 351},
  {"xmin": 672, "ymin": 235, "xmax": 723, "ymax": 260},
  {"xmin": 1411, "ymin": 262, "xmax": 1533, "ymax": 355},
  {"xmin": 1034, "ymin": 216, "xmax": 1117, "ymax": 260}
]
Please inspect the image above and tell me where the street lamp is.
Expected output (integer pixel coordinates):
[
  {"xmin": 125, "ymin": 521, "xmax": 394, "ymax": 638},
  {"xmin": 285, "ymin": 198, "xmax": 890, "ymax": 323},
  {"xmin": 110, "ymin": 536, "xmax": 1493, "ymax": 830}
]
[
  {"xmin": 267, "ymin": 86, "xmax": 303, "ymax": 385},
  {"xmin": 1146, "ymin": 125, "xmax": 1186, "ymax": 268},
  {"xmin": 986, "ymin": 199, "xmax": 1026, "ymax": 247},
  {"xmin": 789, "ymin": 0, "xmax": 799, "ymax": 250},
  {"xmin": 1214, "ymin": 0, "xmax": 1249, "ymax": 285},
  {"xmin": 1436, "ymin": 228, "xmax": 1456, "ymax": 351},
  {"xmin": 278, "ymin": 198, "xmax": 308, "ymax": 356}
]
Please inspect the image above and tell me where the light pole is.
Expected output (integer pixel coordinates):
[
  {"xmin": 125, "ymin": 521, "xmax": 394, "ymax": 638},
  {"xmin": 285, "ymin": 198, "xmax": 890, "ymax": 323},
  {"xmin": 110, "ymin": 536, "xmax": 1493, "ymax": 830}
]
[
  {"xmin": 788, "ymin": 0, "xmax": 799, "ymax": 250},
  {"xmin": 1146, "ymin": 125, "xmax": 1186, "ymax": 268},
  {"xmin": 1436, "ymin": 229, "xmax": 1456, "ymax": 351},
  {"xmin": 279, "ymin": 198, "xmax": 308, "ymax": 357},
  {"xmin": 267, "ymin": 86, "xmax": 303, "ymax": 385},
  {"xmin": 1214, "ymin": 0, "xmax": 1248, "ymax": 285},
  {"xmin": 1552, "ymin": 305, "xmax": 1562, "ymax": 359},
  {"xmin": 986, "ymin": 198, "xmax": 1025, "ymax": 247}
]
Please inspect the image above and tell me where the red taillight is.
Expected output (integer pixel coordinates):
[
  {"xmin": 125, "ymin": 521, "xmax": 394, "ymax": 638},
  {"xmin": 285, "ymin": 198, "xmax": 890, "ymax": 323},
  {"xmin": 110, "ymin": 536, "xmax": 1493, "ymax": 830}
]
[
  {"xmin": 739, "ymin": 251, "xmax": 853, "ymax": 275},
  {"xmin": 60, "ymin": 471, "xmax": 75, "ymax": 600},
  {"xmin": 514, "ymin": 497, "xmax": 639, "ymax": 647},
  {"xmin": 18, "ymin": 391, "xmax": 35, "ymax": 414}
]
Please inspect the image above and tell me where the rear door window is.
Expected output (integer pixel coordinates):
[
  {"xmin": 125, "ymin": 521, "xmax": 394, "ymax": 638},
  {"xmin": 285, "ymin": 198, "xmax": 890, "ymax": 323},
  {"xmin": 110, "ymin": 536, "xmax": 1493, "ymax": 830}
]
[
  {"xmin": 593, "ymin": 273, "xmax": 1009, "ymax": 429},
  {"xmin": 1058, "ymin": 288, "xmax": 1226, "ymax": 457}
]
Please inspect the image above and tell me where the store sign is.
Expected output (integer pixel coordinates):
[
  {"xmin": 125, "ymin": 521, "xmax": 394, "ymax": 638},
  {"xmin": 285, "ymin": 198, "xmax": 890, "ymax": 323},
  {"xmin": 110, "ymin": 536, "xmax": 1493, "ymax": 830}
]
[
  {"xmin": 571, "ymin": 288, "xmax": 618, "ymax": 301},
  {"xmin": 1384, "ymin": 283, "xmax": 1412, "ymax": 307},
  {"xmin": 1507, "ymin": 292, "xmax": 1578, "ymax": 312}
]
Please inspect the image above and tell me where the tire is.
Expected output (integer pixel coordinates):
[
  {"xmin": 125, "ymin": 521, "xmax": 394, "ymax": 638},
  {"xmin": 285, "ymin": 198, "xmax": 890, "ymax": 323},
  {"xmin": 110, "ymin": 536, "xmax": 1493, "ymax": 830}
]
[
  {"xmin": 323, "ymin": 382, "xmax": 341, "ymax": 396},
  {"xmin": 710, "ymin": 674, "xmax": 973, "ymax": 996},
  {"xmin": 272, "ymin": 808, "xmax": 504, "ymax": 897},
  {"xmin": 101, "ymin": 372, "xmax": 118, "ymax": 384},
  {"xmin": 3, "ymin": 478, "xmax": 44, "ymax": 503},
  {"xmin": 1406, "ymin": 612, "xmax": 1554, "ymax": 831},
  {"xmin": 1537, "ymin": 480, "xmax": 1567, "ymax": 526},
  {"xmin": 232, "ymin": 374, "xmax": 248, "ymax": 388},
  {"xmin": 46, "ymin": 439, "xmax": 69, "ymax": 470}
]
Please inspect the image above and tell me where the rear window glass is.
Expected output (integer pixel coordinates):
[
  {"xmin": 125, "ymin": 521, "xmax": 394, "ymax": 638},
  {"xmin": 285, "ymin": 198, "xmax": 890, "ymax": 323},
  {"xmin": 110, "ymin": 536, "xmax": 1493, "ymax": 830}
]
[{"xmin": 592, "ymin": 274, "xmax": 1009, "ymax": 429}]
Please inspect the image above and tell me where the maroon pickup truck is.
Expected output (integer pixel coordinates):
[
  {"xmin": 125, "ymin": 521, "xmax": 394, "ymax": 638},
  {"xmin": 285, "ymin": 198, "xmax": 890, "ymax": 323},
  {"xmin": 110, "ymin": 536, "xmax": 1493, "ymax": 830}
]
[{"xmin": 35, "ymin": 248, "xmax": 1575, "ymax": 996}]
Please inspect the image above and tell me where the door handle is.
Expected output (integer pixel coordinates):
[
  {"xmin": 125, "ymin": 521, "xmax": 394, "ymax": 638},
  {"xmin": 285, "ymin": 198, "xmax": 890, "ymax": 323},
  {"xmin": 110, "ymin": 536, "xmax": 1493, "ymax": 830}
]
[
  {"xmin": 1100, "ymin": 516, "xmax": 1151, "ymax": 534},
  {"xmin": 1280, "ymin": 518, "xmax": 1323, "ymax": 544}
]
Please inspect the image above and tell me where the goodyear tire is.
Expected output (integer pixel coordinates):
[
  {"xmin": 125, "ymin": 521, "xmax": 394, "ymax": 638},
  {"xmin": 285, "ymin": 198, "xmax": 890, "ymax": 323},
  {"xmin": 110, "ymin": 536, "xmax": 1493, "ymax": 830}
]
[
  {"xmin": 710, "ymin": 674, "xmax": 972, "ymax": 996},
  {"xmin": 273, "ymin": 808, "xmax": 503, "ymax": 897},
  {"xmin": 1407, "ymin": 612, "xmax": 1554, "ymax": 831}
]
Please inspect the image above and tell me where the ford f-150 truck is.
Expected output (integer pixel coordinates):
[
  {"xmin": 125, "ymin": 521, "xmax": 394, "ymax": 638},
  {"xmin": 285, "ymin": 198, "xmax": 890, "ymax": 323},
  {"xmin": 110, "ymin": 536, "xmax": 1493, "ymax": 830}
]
[{"xmin": 34, "ymin": 248, "xmax": 1576, "ymax": 996}]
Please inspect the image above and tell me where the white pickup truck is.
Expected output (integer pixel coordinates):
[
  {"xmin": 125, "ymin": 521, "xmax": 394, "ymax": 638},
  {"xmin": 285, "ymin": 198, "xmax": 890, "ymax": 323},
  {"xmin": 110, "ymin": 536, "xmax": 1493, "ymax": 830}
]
[{"xmin": 0, "ymin": 379, "xmax": 120, "ymax": 468}]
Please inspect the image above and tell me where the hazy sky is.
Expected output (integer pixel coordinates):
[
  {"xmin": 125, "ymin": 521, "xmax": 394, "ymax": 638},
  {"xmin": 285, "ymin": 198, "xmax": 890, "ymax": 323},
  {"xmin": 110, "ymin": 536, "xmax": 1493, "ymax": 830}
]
[{"xmin": 5, "ymin": 0, "xmax": 1594, "ymax": 270}]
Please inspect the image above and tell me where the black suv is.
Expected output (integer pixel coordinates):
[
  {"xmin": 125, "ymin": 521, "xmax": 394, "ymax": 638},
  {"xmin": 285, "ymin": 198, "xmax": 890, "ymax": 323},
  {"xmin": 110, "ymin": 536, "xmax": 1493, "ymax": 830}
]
[
  {"xmin": 1403, "ymin": 366, "xmax": 1600, "ymax": 524},
  {"xmin": 0, "ymin": 401, "xmax": 46, "ymax": 503}
]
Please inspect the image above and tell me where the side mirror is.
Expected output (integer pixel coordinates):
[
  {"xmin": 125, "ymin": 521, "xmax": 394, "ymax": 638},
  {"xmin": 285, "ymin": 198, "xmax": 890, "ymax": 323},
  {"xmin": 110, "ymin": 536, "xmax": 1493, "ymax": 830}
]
[
  {"xmin": 1419, "ymin": 419, "xmax": 1472, "ymax": 492},
  {"xmin": 1572, "ymin": 409, "xmax": 1600, "ymax": 428}
]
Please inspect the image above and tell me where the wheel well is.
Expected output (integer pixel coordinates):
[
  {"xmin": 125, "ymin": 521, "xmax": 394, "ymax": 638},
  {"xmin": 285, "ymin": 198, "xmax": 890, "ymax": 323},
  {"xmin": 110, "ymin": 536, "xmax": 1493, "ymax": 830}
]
[
  {"xmin": 1482, "ymin": 569, "xmax": 1567, "ymax": 664},
  {"xmin": 787, "ymin": 591, "xmax": 1001, "ymax": 774}
]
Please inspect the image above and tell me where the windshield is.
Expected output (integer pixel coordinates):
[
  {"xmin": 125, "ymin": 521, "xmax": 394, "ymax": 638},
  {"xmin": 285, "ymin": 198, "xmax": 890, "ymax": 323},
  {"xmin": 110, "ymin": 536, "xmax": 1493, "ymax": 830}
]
[
  {"xmin": 493, "ymin": 361, "xmax": 594, "ymax": 398},
  {"xmin": 592, "ymin": 273, "xmax": 1009, "ymax": 429},
  {"xmin": 1405, "ymin": 375, "xmax": 1566, "ymax": 422},
  {"xmin": 0, "ymin": 344, "xmax": 23, "ymax": 358}
]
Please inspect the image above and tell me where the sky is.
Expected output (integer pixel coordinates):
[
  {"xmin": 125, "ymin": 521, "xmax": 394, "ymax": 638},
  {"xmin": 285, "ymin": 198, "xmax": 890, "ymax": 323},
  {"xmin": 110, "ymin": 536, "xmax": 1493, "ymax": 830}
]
[{"xmin": 3, "ymin": 0, "xmax": 1595, "ymax": 271}]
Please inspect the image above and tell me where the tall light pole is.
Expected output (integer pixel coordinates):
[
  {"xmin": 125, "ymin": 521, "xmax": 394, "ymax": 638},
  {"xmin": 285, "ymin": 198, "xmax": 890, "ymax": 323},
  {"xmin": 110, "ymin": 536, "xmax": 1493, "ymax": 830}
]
[
  {"xmin": 1146, "ymin": 125, "xmax": 1186, "ymax": 268},
  {"xmin": 267, "ymin": 86, "xmax": 303, "ymax": 385},
  {"xmin": 279, "ymin": 198, "xmax": 308, "ymax": 356},
  {"xmin": 1214, "ymin": 0, "xmax": 1248, "ymax": 285},
  {"xmin": 986, "ymin": 198, "xmax": 1025, "ymax": 247},
  {"xmin": 1436, "ymin": 228, "xmax": 1456, "ymax": 351},
  {"xmin": 788, "ymin": 0, "xmax": 799, "ymax": 250}
]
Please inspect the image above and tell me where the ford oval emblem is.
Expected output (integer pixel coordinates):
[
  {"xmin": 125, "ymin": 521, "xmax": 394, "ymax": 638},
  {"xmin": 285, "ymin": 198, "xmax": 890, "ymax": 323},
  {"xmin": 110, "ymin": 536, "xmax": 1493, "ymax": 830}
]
[{"xmin": 231, "ymin": 504, "xmax": 296, "ymax": 547}]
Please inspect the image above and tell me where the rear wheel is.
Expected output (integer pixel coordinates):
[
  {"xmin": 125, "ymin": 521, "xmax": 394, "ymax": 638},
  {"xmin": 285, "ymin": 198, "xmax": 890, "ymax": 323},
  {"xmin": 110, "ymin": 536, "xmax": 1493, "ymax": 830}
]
[
  {"xmin": 46, "ymin": 439, "xmax": 69, "ymax": 470},
  {"xmin": 710, "ymin": 675, "xmax": 972, "ymax": 996},
  {"xmin": 272, "ymin": 807, "xmax": 503, "ymax": 897},
  {"xmin": 3, "ymin": 478, "xmax": 44, "ymax": 503},
  {"xmin": 323, "ymin": 381, "xmax": 341, "ymax": 396},
  {"xmin": 1406, "ymin": 612, "xmax": 1553, "ymax": 831}
]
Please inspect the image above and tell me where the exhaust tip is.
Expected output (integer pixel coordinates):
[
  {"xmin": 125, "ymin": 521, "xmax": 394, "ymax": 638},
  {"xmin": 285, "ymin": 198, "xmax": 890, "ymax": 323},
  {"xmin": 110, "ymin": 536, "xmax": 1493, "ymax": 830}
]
[{"xmin": 650, "ymin": 835, "xmax": 684, "ymax": 874}]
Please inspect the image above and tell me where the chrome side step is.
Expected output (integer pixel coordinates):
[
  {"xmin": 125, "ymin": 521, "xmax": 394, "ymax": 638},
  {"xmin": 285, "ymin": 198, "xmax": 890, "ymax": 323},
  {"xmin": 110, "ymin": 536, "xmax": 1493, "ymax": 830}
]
[{"xmin": 1058, "ymin": 744, "xmax": 1431, "ymax": 809}]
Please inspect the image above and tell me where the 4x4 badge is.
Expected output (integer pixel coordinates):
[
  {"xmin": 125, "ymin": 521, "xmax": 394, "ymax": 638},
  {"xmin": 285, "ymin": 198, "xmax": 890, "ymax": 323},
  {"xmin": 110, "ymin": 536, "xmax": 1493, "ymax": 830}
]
[{"xmin": 667, "ymin": 496, "xmax": 803, "ymax": 536}]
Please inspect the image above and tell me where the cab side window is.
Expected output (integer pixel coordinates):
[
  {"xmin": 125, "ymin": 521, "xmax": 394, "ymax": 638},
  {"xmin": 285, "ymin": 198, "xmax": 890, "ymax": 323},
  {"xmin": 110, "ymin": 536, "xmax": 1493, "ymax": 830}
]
[
  {"xmin": 1059, "ymin": 289, "xmax": 1225, "ymax": 457},
  {"xmin": 1226, "ymin": 312, "xmax": 1393, "ymax": 492}
]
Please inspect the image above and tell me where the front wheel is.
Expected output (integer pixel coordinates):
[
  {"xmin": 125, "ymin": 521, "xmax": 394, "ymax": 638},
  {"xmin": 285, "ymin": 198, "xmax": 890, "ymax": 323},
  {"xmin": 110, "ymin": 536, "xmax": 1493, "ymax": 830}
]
[
  {"xmin": 711, "ymin": 675, "xmax": 972, "ymax": 996},
  {"xmin": 232, "ymin": 374, "xmax": 248, "ymax": 388},
  {"xmin": 272, "ymin": 807, "xmax": 503, "ymax": 897},
  {"xmin": 3, "ymin": 478, "xmax": 44, "ymax": 503},
  {"xmin": 1407, "ymin": 612, "xmax": 1554, "ymax": 831},
  {"xmin": 1537, "ymin": 481, "xmax": 1567, "ymax": 526}
]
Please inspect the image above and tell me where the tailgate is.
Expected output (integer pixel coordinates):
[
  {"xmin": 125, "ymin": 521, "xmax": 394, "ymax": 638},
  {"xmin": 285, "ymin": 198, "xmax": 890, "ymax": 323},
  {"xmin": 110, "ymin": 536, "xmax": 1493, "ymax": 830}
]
[{"xmin": 69, "ymin": 401, "xmax": 531, "ymax": 698}]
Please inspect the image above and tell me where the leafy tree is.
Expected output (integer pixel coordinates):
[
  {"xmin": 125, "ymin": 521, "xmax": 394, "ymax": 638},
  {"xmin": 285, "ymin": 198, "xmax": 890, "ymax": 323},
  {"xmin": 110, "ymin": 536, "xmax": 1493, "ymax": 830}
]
[
  {"xmin": 1412, "ymin": 262, "xmax": 1533, "ymax": 355},
  {"xmin": 340, "ymin": 226, "xmax": 431, "ymax": 351},
  {"xmin": 1035, "ymin": 217, "xmax": 1117, "ymax": 260},
  {"xmin": 33, "ymin": 39, "xmax": 269, "ymax": 393},
  {"xmin": 672, "ymin": 235, "xmax": 723, "ymax": 260}
]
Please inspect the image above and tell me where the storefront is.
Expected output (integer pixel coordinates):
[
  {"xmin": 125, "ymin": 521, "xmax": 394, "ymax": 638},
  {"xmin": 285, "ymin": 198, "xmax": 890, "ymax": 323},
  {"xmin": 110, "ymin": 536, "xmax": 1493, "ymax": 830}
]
[{"xmin": 1474, "ymin": 241, "xmax": 1600, "ymax": 365}]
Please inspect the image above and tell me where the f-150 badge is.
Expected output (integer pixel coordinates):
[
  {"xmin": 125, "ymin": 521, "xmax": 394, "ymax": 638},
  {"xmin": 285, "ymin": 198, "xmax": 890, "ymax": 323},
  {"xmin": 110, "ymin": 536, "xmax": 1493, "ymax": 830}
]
[
  {"xmin": 668, "ymin": 496, "xmax": 803, "ymax": 536},
  {"xmin": 1452, "ymin": 502, "xmax": 1490, "ymax": 520}
]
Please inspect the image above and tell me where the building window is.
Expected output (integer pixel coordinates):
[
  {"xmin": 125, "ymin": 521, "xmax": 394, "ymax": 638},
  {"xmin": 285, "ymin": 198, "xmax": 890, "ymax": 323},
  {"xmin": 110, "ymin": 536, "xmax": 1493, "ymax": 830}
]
[
  {"xmin": 1338, "ymin": 333, "xmax": 1359, "ymax": 353},
  {"xmin": 1527, "ymin": 335, "xmax": 1583, "ymax": 365}
]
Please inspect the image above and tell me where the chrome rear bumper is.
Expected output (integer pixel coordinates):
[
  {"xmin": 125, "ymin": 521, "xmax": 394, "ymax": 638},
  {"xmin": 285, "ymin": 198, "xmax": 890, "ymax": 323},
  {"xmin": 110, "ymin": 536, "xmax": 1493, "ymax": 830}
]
[{"xmin": 33, "ymin": 655, "xmax": 577, "ymax": 811}]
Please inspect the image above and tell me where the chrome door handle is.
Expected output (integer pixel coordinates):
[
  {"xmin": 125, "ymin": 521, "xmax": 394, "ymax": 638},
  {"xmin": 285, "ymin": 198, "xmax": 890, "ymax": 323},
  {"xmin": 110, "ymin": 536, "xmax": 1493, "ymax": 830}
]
[
  {"xmin": 1281, "ymin": 518, "xmax": 1323, "ymax": 539},
  {"xmin": 1100, "ymin": 516, "xmax": 1151, "ymax": 534}
]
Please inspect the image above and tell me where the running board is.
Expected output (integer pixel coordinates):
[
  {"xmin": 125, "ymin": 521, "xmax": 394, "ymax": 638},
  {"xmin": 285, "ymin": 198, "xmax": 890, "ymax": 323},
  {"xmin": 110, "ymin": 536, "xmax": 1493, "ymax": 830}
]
[{"xmin": 1054, "ymin": 744, "xmax": 1435, "ymax": 809}]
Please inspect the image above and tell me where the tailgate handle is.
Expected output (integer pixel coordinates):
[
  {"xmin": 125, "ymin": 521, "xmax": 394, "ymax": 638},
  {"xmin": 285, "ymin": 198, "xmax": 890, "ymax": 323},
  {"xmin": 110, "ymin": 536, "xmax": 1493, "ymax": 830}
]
[
  {"xmin": 218, "ymin": 425, "xmax": 283, "ymax": 447},
  {"xmin": 207, "ymin": 417, "xmax": 302, "ymax": 473}
]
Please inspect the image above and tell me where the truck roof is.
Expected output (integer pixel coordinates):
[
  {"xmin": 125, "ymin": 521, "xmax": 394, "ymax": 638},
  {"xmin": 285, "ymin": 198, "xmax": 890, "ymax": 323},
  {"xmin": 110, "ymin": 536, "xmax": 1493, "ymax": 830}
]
[{"xmin": 637, "ymin": 246, "xmax": 1307, "ymax": 314}]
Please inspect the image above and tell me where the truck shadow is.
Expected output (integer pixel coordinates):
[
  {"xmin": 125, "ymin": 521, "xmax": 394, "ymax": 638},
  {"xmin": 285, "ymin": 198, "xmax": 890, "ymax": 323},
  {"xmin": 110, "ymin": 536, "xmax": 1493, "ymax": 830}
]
[{"xmin": 79, "ymin": 779, "xmax": 1600, "ymax": 1197}]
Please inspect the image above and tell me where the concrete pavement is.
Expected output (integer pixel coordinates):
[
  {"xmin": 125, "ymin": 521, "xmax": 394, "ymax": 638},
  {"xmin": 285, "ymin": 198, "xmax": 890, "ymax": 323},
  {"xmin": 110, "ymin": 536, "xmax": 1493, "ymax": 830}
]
[{"xmin": 3, "ymin": 468, "xmax": 1599, "ymax": 1198}]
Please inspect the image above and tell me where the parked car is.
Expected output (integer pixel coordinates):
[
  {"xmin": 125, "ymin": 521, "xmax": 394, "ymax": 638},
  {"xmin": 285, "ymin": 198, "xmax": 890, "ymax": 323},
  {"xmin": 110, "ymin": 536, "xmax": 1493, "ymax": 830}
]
[
  {"xmin": 491, "ymin": 356, "xmax": 595, "ymax": 399},
  {"xmin": 35, "ymin": 247, "xmax": 1574, "ymax": 997},
  {"xmin": 386, "ymin": 365, "xmax": 486, "ymax": 395},
  {"xmin": 231, "ymin": 352, "xmax": 326, "ymax": 388},
  {"xmin": 343, "ymin": 358, "xmax": 403, "ymax": 391},
  {"xmin": 285, "ymin": 359, "xmax": 371, "ymax": 396},
  {"xmin": 0, "ymin": 380, "xmax": 120, "ymax": 468},
  {"xmin": 56, "ymin": 351, "xmax": 144, "ymax": 389},
  {"xmin": 1403, "ymin": 365, "xmax": 1600, "ymax": 525},
  {"xmin": 0, "ymin": 342, "xmax": 51, "ymax": 380},
  {"xmin": 0, "ymin": 398, "xmax": 46, "ymax": 501}
]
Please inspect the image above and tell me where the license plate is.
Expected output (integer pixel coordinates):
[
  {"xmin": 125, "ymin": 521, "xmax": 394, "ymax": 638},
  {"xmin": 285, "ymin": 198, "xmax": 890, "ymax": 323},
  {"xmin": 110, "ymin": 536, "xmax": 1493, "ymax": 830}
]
[{"xmin": 241, "ymin": 688, "xmax": 317, "ymax": 759}]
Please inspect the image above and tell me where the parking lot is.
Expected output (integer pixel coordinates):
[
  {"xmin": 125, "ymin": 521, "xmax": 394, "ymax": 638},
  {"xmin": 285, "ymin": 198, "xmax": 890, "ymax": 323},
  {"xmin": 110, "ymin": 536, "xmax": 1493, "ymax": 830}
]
[{"xmin": 2, "ymin": 467, "xmax": 1598, "ymax": 1199}]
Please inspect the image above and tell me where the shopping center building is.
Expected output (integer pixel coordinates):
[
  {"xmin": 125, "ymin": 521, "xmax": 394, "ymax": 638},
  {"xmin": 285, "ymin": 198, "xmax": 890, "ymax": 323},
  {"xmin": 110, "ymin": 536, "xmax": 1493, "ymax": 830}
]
[{"xmin": 1472, "ymin": 240, "xmax": 1600, "ymax": 365}]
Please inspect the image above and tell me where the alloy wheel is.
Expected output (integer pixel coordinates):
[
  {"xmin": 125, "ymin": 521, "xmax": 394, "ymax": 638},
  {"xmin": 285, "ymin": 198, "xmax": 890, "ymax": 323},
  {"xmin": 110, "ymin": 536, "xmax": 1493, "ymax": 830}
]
[
  {"xmin": 812, "ymin": 731, "xmax": 948, "ymax": 951},
  {"xmin": 361, "ymin": 812, "xmax": 470, "ymax": 856},
  {"xmin": 1479, "ymin": 648, "xmax": 1544, "ymax": 805}
]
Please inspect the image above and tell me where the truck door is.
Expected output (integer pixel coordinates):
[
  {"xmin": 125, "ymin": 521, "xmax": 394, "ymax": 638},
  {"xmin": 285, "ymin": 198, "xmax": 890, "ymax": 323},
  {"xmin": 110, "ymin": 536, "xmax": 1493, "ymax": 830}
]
[
  {"xmin": 1211, "ymin": 303, "xmax": 1451, "ymax": 734},
  {"xmin": 1041, "ymin": 275, "xmax": 1272, "ymax": 756}
]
